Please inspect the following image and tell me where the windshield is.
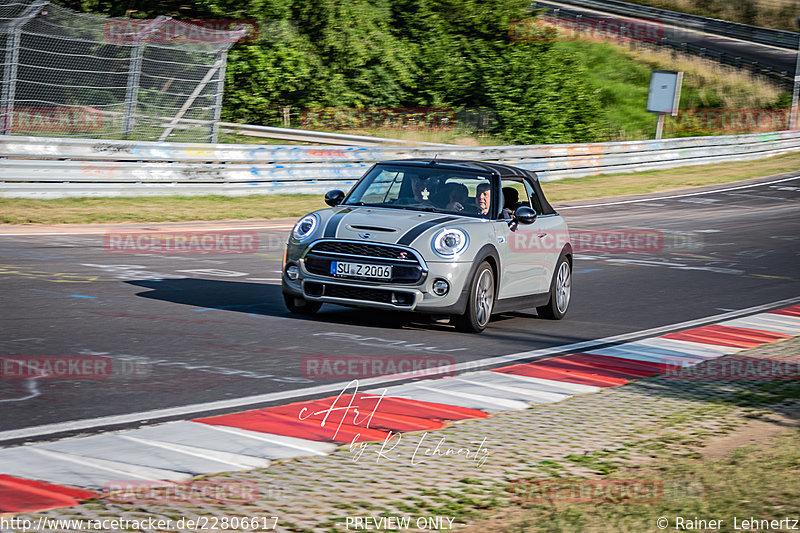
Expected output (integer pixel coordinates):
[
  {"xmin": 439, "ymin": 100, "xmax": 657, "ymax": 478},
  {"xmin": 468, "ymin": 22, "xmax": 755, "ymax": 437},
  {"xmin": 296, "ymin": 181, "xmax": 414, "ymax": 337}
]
[{"xmin": 344, "ymin": 165, "xmax": 494, "ymax": 218}]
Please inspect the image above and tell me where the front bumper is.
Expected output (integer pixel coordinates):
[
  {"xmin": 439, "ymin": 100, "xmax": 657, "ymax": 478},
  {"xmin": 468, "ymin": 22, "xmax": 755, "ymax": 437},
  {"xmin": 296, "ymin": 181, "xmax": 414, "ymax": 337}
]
[{"xmin": 282, "ymin": 255, "xmax": 473, "ymax": 314}]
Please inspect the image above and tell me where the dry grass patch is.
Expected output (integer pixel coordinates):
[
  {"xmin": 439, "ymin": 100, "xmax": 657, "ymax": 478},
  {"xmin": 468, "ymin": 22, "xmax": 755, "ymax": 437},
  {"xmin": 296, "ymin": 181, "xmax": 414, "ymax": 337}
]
[
  {"xmin": 542, "ymin": 151, "xmax": 800, "ymax": 203},
  {"xmin": 0, "ymin": 194, "xmax": 328, "ymax": 225},
  {"xmin": 617, "ymin": 43, "xmax": 785, "ymax": 110}
]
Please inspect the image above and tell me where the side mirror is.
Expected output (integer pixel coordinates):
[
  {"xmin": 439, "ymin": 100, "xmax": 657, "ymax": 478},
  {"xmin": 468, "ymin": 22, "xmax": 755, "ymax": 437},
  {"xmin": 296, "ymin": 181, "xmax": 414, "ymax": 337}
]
[
  {"xmin": 324, "ymin": 189, "xmax": 345, "ymax": 207},
  {"xmin": 514, "ymin": 206, "xmax": 537, "ymax": 225}
]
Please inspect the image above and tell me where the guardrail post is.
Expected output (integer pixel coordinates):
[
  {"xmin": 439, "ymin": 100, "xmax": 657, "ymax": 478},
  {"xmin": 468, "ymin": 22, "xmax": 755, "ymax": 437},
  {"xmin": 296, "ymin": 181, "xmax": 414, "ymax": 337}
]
[{"xmin": 0, "ymin": 0, "xmax": 47, "ymax": 135}]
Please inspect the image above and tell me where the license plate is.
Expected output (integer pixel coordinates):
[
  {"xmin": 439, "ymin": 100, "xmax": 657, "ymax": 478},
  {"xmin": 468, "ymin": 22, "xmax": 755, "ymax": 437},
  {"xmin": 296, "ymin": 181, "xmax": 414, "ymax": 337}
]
[{"xmin": 331, "ymin": 261, "xmax": 392, "ymax": 280}]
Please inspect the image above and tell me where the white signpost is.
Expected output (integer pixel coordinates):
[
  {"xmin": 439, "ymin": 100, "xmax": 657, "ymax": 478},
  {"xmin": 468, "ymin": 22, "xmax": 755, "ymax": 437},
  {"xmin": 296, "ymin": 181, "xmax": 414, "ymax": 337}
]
[{"xmin": 647, "ymin": 69, "xmax": 683, "ymax": 140}]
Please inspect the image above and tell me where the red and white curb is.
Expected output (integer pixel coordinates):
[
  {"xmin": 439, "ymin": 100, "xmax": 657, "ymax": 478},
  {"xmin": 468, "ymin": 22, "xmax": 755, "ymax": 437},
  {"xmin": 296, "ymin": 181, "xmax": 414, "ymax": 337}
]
[{"xmin": 1, "ymin": 304, "xmax": 798, "ymax": 513}]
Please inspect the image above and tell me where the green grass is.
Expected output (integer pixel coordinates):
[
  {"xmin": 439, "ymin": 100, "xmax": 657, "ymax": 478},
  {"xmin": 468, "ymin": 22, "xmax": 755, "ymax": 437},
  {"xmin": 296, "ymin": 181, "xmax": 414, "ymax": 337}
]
[
  {"xmin": 552, "ymin": 40, "xmax": 788, "ymax": 141},
  {"xmin": 554, "ymin": 41, "xmax": 654, "ymax": 141},
  {"xmin": 3, "ymin": 151, "xmax": 798, "ymax": 225}
]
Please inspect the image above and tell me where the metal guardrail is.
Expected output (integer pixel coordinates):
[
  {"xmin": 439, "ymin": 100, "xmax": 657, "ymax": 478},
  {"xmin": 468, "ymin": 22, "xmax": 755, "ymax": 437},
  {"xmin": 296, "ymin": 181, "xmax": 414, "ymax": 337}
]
[
  {"xmin": 1, "ymin": 131, "xmax": 799, "ymax": 198},
  {"xmin": 535, "ymin": 1, "xmax": 797, "ymax": 87},
  {"xmin": 538, "ymin": 0, "xmax": 799, "ymax": 50},
  {"xmin": 217, "ymin": 121, "xmax": 454, "ymax": 147},
  {"xmin": 658, "ymin": 38, "xmax": 794, "ymax": 86}
]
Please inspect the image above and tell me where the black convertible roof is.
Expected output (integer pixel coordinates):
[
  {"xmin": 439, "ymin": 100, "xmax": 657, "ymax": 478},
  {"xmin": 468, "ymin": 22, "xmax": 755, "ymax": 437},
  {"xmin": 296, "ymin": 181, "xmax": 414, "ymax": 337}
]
[
  {"xmin": 379, "ymin": 159, "xmax": 537, "ymax": 180},
  {"xmin": 375, "ymin": 158, "xmax": 555, "ymax": 215}
]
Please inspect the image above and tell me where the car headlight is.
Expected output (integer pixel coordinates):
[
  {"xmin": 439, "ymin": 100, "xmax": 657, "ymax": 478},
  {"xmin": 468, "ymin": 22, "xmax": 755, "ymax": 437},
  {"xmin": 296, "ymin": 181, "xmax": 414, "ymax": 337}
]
[
  {"xmin": 432, "ymin": 228, "xmax": 469, "ymax": 258},
  {"xmin": 292, "ymin": 214, "xmax": 318, "ymax": 241}
]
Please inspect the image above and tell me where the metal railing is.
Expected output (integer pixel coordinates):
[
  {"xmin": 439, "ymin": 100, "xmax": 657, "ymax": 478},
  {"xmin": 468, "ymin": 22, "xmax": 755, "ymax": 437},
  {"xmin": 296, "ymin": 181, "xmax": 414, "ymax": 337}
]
[
  {"xmin": 537, "ymin": 0, "xmax": 799, "ymax": 49},
  {"xmin": 1, "ymin": 131, "xmax": 799, "ymax": 198},
  {"xmin": 534, "ymin": 1, "xmax": 797, "ymax": 87},
  {"xmin": 217, "ymin": 122, "xmax": 453, "ymax": 146}
]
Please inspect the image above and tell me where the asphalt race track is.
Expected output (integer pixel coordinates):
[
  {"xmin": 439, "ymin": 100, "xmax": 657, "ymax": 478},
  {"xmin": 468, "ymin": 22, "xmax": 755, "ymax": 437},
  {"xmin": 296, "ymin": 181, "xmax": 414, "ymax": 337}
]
[{"xmin": 1, "ymin": 174, "xmax": 799, "ymax": 441}]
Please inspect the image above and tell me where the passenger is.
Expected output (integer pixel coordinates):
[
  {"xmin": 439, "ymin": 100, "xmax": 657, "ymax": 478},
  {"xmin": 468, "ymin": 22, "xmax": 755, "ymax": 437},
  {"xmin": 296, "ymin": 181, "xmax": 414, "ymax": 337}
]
[
  {"xmin": 443, "ymin": 183, "xmax": 469, "ymax": 212},
  {"xmin": 502, "ymin": 187, "xmax": 519, "ymax": 218},
  {"xmin": 409, "ymin": 174, "xmax": 434, "ymax": 203}
]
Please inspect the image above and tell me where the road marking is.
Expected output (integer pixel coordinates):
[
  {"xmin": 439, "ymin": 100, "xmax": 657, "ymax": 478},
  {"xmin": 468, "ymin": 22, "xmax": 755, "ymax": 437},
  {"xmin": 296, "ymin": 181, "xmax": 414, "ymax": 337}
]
[{"xmin": 2, "ymin": 295, "xmax": 799, "ymax": 443}]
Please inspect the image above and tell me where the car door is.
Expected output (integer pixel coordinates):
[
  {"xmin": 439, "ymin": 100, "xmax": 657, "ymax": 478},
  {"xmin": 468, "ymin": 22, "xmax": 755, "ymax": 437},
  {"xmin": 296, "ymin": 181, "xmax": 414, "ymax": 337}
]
[{"xmin": 493, "ymin": 178, "xmax": 557, "ymax": 299}]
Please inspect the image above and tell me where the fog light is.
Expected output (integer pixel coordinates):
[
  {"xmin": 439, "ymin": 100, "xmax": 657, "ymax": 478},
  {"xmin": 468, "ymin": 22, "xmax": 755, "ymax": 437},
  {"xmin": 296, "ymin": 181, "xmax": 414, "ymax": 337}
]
[
  {"xmin": 286, "ymin": 264, "xmax": 299, "ymax": 280},
  {"xmin": 432, "ymin": 279, "xmax": 449, "ymax": 296},
  {"xmin": 391, "ymin": 292, "xmax": 412, "ymax": 305}
]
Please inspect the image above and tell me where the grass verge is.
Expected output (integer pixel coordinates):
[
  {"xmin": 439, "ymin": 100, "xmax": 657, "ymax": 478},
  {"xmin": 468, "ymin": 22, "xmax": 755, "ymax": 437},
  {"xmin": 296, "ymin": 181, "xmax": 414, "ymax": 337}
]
[
  {"xmin": 540, "ymin": 151, "xmax": 800, "ymax": 202},
  {"xmin": 464, "ymin": 425, "xmax": 800, "ymax": 533},
  {"xmin": 1, "ymin": 151, "xmax": 797, "ymax": 225},
  {"xmin": 550, "ymin": 37, "xmax": 787, "ymax": 141}
]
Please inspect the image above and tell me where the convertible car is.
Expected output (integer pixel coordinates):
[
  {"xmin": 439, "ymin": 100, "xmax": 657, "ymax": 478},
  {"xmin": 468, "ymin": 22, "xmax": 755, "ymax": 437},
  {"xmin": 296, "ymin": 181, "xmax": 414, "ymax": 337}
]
[{"xmin": 281, "ymin": 159, "xmax": 572, "ymax": 332}]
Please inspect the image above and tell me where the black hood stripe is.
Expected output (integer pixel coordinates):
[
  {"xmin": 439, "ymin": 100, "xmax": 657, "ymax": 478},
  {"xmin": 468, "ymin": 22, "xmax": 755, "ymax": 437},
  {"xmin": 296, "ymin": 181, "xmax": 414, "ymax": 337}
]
[
  {"xmin": 323, "ymin": 208, "xmax": 352, "ymax": 238},
  {"xmin": 397, "ymin": 216, "xmax": 458, "ymax": 246}
]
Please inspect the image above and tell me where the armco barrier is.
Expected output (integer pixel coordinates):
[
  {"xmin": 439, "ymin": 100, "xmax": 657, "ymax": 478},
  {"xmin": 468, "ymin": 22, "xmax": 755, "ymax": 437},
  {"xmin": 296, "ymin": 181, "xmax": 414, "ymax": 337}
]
[
  {"xmin": 1, "ymin": 131, "xmax": 799, "ymax": 198},
  {"xmin": 536, "ymin": 0, "xmax": 799, "ymax": 50},
  {"xmin": 534, "ymin": 1, "xmax": 798, "ymax": 87}
]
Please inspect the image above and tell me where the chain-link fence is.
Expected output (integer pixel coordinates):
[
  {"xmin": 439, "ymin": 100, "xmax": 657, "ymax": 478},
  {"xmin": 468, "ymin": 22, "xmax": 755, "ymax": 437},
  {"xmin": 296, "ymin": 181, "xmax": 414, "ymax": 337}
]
[{"xmin": 0, "ymin": 0, "xmax": 246, "ymax": 142}]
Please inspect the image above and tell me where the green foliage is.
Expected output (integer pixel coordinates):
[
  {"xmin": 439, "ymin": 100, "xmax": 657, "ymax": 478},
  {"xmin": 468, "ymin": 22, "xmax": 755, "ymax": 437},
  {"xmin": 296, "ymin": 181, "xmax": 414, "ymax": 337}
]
[
  {"xmin": 52, "ymin": 0, "xmax": 611, "ymax": 144},
  {"xmin": 484, "ymin": 43, "xmax": 608, "ymax": 143}
]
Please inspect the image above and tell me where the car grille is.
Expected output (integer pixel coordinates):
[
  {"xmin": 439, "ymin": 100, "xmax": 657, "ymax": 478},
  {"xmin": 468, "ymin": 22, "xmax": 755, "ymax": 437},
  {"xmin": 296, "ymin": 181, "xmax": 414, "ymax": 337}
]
[
  {"xmin": 312, "ymin": 241, "xmax": 411, "ymax": 259},
  {"xmin": 304, "ymin": 240, "xmax": 424, "ymax": 284}
]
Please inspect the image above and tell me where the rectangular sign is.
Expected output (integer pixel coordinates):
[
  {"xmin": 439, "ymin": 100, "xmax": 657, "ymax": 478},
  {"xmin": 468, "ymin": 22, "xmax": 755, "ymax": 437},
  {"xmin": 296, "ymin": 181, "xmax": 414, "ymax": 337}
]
[{"xmin": 647, "ymin": 70, "xmax": 683, "ymax": 115}]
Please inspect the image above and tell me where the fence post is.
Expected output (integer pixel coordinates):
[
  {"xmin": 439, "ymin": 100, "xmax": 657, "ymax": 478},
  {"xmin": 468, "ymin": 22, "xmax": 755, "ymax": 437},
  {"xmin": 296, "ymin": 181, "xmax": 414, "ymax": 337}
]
[
  {"xmin": 209, "ymin": 50, "xmax": 229, "ymax": 143},
  {"xmin": 0, "ymin": 0, "xmax": 47, "ymax": 135},
  {"xmin": 123, "ymin": 15, "xmax": 169, "ymax": 138}
]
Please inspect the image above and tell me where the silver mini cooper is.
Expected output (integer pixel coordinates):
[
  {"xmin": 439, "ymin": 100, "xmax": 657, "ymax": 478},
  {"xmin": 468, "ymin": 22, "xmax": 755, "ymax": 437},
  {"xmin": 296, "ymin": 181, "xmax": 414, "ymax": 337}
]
[{"xmin": 282, "ymin": 159, "xmax": 572, "ymax": 332}]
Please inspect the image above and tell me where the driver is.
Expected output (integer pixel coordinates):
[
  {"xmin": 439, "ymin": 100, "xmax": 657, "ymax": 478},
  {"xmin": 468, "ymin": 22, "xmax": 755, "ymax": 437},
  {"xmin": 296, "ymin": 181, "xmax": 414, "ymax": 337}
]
[{"xmin": 474, "ymin": 183, "xmax": 491, "ymax": 215}]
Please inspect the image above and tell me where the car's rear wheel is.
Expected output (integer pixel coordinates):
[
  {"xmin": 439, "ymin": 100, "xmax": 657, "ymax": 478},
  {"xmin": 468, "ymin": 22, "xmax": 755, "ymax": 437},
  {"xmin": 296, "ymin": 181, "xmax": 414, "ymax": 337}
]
[
  {"xmin": 283, "ymin": 292, "xmax": 322, "ymax": 315},
  {"xmin": 453, "ymin": 261, "xmax": 494, "ymax": 333},
  {"xmin": 537, "ymin": 255, "xmax": 571, "ymax": 320}
]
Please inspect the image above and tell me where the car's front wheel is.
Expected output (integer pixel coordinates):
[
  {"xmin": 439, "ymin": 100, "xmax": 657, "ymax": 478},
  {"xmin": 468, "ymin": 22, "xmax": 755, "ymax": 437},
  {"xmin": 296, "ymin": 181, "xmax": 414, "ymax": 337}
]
[
  {"xmin": 453, "ymin": 261, "xmax": 494, "ymax": 333},
  {"xmin": 537, "ymin": 255, "xmax": 571, "ymax": 320},
  {"xmin": 283, "ymin": 292, "xmax": 322, "ymax": 315}
]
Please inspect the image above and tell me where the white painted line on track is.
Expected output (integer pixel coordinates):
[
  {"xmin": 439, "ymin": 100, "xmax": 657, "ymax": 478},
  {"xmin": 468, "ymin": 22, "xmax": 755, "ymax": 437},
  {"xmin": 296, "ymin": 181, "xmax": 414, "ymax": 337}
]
[
  {"xmin": 2, "ymin": 295, "xmax": 799, "ymax": 443},
  {"xmin": 559, "ymin": 174, "xmax": 800, "ymax": 210}
]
